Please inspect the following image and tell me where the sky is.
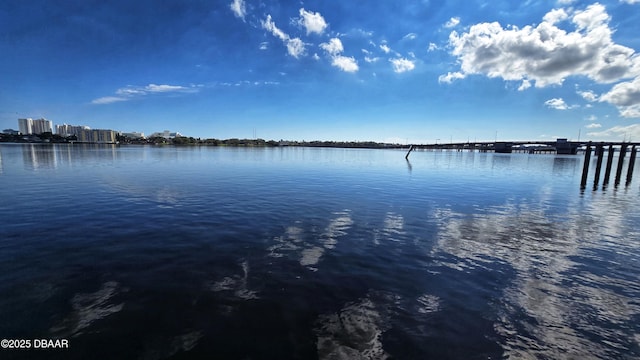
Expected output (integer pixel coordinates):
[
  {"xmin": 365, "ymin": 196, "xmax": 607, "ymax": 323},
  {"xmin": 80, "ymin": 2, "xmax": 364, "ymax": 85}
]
[{"xmin": 1, "ymin": 0, "xmax": 640, "ymax": 143}]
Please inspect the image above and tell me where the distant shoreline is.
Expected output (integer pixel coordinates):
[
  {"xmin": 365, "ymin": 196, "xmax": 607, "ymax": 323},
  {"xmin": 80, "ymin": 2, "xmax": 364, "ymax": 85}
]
[{"xmin": 0, "ymin": 134, "xmax": 405, "ymax": 149}]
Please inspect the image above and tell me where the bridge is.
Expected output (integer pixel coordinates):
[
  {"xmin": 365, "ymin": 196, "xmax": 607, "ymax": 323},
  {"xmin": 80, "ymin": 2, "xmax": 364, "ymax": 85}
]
[
  {"xmin": 404, "ymin": 139, "xmax": 640, "ymax": 190},
  {"xmin": 405, "ymin": 138, "xmax": 640, "ymax": 155}
]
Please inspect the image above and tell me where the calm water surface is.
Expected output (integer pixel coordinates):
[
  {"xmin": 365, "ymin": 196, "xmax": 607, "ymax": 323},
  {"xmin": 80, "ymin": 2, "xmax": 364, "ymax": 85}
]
[{"xmin": 0, "ymin": 144, "xmax": 639, "ymax": 359}]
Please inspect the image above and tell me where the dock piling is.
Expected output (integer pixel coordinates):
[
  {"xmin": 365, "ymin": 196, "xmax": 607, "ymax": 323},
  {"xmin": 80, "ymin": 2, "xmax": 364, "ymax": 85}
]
[
  {"xmin": 581, "ymin": 142, "xmax": 592, "ymax": 189},
  {"xmin": 627, "ymin": 145, "xmax": 637, "ymax": 185},
  {"xmin": 615, "ymin": 143, "xmax": 627, "ymax": 186},
  {"xmin": 603, "ymin": 145, "xmax": 615, "ymax": 186},
  {"xmin": 405, "ymin": 145, "xmax": 414, "ymax": 160},
  {"xmin": 593, "ymin": 143, "xmax": 604, "ymax": 189}
]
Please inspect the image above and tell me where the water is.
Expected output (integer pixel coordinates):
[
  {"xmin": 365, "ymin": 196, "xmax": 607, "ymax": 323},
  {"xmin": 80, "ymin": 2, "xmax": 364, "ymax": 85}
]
[{"xmin": 0, "ymin": 143, "xmax": 639, "ymax": 359}]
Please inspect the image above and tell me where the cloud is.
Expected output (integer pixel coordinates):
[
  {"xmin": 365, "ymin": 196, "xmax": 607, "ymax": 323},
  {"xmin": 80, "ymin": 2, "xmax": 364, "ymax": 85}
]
[
  {"xmin": 261, "ymin": 15, "xmax": 305, "ymax": 58},
  {"xmin": 518, "ymin": 79, "xmax": 532, "ymax": 91},
  {"xmin": 441, "ymin": 3, "xmax": 640, "ymax": 88},
  {"xmin": 403, "ymin": 33, "xmax": 417, "ymax": 40},
  {"xmin": 428, "ymin": 43, "xmax": 439, "ymax": 52},
  {"xmin": 438, "ymin": 71, "xmax": 466, "ymax": 83},
  {"xmin": 92, "ymin": 84, "xmax": 200, "ymax": 105},
  {"xmin": 298, "ymin": 8, "xmax": 327, "ymax": 35},
  {"xmin": 620, "ymin": 0, "xmax": 640, "ymax": 4},
  {"xmin": 587, "ymin": 123, "xmax": 640, "ymax": 139},
  {"xmin": 259, "ymin": 42, "xmax": 268, "ymax": 50},
  {"xmin": 578, "ymin": 90, "xmax": 598, "ymax": 102},
  {"xmin": 445, "ymin": 17, "xmax": 460, "ymax": 28},
  {"xmin": 545, "ymin": 98, "xmax": 570, "ymax": 110},
  {"xmin": 320, "ymin": 38, "xmax": 343, "ymax": 56},
  {"xmin": 390, "ymin": 58, "xmax": 416, "ymax": 73},
  {"xmin": 586, "ymin": 123, "xmax": 602, "ymax": 128},
  {"xmin": 380, "ymin": 44, "xmax": 391, "ymax": 54},
  {"xmin": 599, "ymin": 77, "xmax": 640, "ymax": 117},
  {"xmin": 321, "ymin": 38, "xmax": 358, "ymax": 72},
  {"xmin": 91, "ymin": 96, "xmax": 127, "ymax": 105},
  {"xmin": 331, "ymin": 56, "xmax": 359, "ymax": 73},
  {"xmin": 229, "ymin": 0, "xmax": 246, "ymax": 21},
  {"xmin": 585, "ymin": 115, "xmax": 598, "ymax": 121}
]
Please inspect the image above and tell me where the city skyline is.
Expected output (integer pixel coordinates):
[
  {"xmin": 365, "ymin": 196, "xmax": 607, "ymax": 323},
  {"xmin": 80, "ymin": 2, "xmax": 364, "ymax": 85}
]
[{"xmin": 2, "ymin": 0, "xmax": 640, "ymax": 143}]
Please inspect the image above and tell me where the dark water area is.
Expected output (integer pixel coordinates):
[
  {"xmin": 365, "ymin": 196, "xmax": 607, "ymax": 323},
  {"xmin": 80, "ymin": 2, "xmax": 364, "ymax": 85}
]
[{"xmin": 0, "ymin": 143, "xmax": 639, "ymax": 359}]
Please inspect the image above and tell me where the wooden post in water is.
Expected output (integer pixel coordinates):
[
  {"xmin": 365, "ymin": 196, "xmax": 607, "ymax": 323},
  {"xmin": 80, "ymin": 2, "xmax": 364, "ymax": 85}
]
[
  {"xmin": 627, "ymin": 145, "xmax": 637, "ymax": 185},
  {"xmin": 593, "ymin": 143, "xmax": 604, "ymax": 188},
  {"xmin": 603, "ymin": 144, "xmax": 615, "ymax": 186},
  {"xmin": 581, "ymin": 142, "xmax": 591, "ymax": 189},
  {"xmin": 615, "ymin": 143, "xmax": 627, "ymax": 186},
  {"xmin": 405, "ymin": 145, "xmax": 414, "ymax": 160}
]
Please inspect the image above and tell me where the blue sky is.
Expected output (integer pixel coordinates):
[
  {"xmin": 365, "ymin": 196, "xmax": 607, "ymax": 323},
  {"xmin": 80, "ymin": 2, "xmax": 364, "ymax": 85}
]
[{"xmin": 1, "ymin": 0, "xmax": 640, "ymax": 143}]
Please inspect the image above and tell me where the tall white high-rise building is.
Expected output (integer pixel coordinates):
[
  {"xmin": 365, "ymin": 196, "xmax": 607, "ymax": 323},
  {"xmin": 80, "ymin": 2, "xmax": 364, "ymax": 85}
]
[
  {"xmin": 18, "ymin": 118, "xmax": 32, "ymax": 135},
  {"xmin": 18, "ymin": 118, "xmax": 52, "ymax": 135},
  {"xmin": 56, "ymin": 124, "xmax": 90, "ymax": 137},
  {"xmin": 32, "ymin": 118, "xmax": 52, "ymax": 134}
]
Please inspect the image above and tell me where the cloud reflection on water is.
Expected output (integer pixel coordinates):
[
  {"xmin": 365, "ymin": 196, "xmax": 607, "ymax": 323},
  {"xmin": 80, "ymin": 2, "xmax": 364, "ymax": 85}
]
[{"xmin": 431, "ymin": 197, "xmax": 640, "ymax": 358}]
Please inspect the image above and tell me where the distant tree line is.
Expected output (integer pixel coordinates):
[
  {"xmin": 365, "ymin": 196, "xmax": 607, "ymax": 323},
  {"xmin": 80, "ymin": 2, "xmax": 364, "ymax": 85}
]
[
  {"xmin": 0, "ymin": 132, "xmax": 76, "ymax": 143},
  {"xmin": 2, "ymin": 132, "xmax": 404, "ymax": 148}
]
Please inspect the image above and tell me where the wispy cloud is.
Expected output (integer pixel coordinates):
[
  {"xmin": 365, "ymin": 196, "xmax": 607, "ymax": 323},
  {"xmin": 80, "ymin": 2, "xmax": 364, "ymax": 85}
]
[
  {"xmin": 586, "ymin": 123, "xmax": 602, "ymax": 128},
  {"xmin": 229, "ymin": 0, "xmax": 246, "ymax": 21},
  {"xmin": 92, "ymin": 84, "xmax": 201, "ymax": 105},
  {"xmin": 403, "ymin": 33, "xmax": 417, "ymax": 40},
  {"xmin": 261, "ymin": 15, "xmax": 305, "ymax": 58},
  {"xmin": 298, "ymin": 8, "xmax": 327, "ymax": 35},
  {"xmin": 587, "ymin": 123, "xmax": 640, "ymax": 140},
  {"xmin": 91, "ymin": 96, "xmax": 128, "ymax": 105},
  {"xmin": 445, "ymin": 17, "xmax": 460, "ymax": 28}
]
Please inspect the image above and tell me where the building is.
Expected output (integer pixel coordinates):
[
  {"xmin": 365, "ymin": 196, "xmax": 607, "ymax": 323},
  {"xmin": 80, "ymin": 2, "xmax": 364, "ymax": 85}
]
[
  {"xmin": 149, "ymin": 130, "xmax": 182, "ymax": 139},
  {"xmin": 2, "ymin": 129, "xmax": 20, "ymax": 135},
  {"xmin": 77, "ymin": 129, "xmax": 116, "ymax": 143},
  {"xmin": 17, "ymin": 118, "xmax": 52, "ymax": 135},
  {"xmin": 18, "ymin": 118, "xmax": 32, "ymax": 135},
  {"xmin": 56, "ymin": 124, "xmax": 90, "ymax": 137},
  {"xmin": 120, "ymin": 131, "xmax": 145, "ymax": 139}
]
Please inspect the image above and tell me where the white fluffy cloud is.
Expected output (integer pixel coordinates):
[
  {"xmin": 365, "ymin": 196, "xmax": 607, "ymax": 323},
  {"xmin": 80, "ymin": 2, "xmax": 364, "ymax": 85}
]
[
  {"xmin": 380, "ymin": 44, "xmax": 391, "ymax": 54},
  {"xmin": 390, "ymin": 58, "xmax": 416, "ymax": 73},
  {"xmin": 321, "ymin": 38, "xmax": 358, "ymax": 72},
  {"xmin": 229, "ymin": 0, "xmax": 246, "ymax": 20},
  {"xmin": 578, "ymin": 90, "xmax": 598, "ymax": 102},
  {"xmin": 440, "ymin": 4, "xmax": 640, "ymax": 88},
  {"xmin": 331, "ymin": 56, "xmax": 359, "ymax": 73},
  {"xmin": 587, "ymin": 123, "xmax": 640, "ymax": 139},
  {"xmin": 586, "ymin": 123, "xmax": 602, "ymax": 128},
  {"xmin": 298, "ymin": 8, "xmax": 327, "ymax": 35},
  {"xmin": 261, "ymin": 15, "xmax": 305, "ymax": 58},
  {"xmin": 320, "ymin": 38, "xmax": 343, "ymax": 55},
  {"xmin": 545, "ymin": 98, "xmax": 570, "ymax": 110},
  {"xmin": 599, "ymin": 77, "xmax": 640, "ymax": 118}
]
